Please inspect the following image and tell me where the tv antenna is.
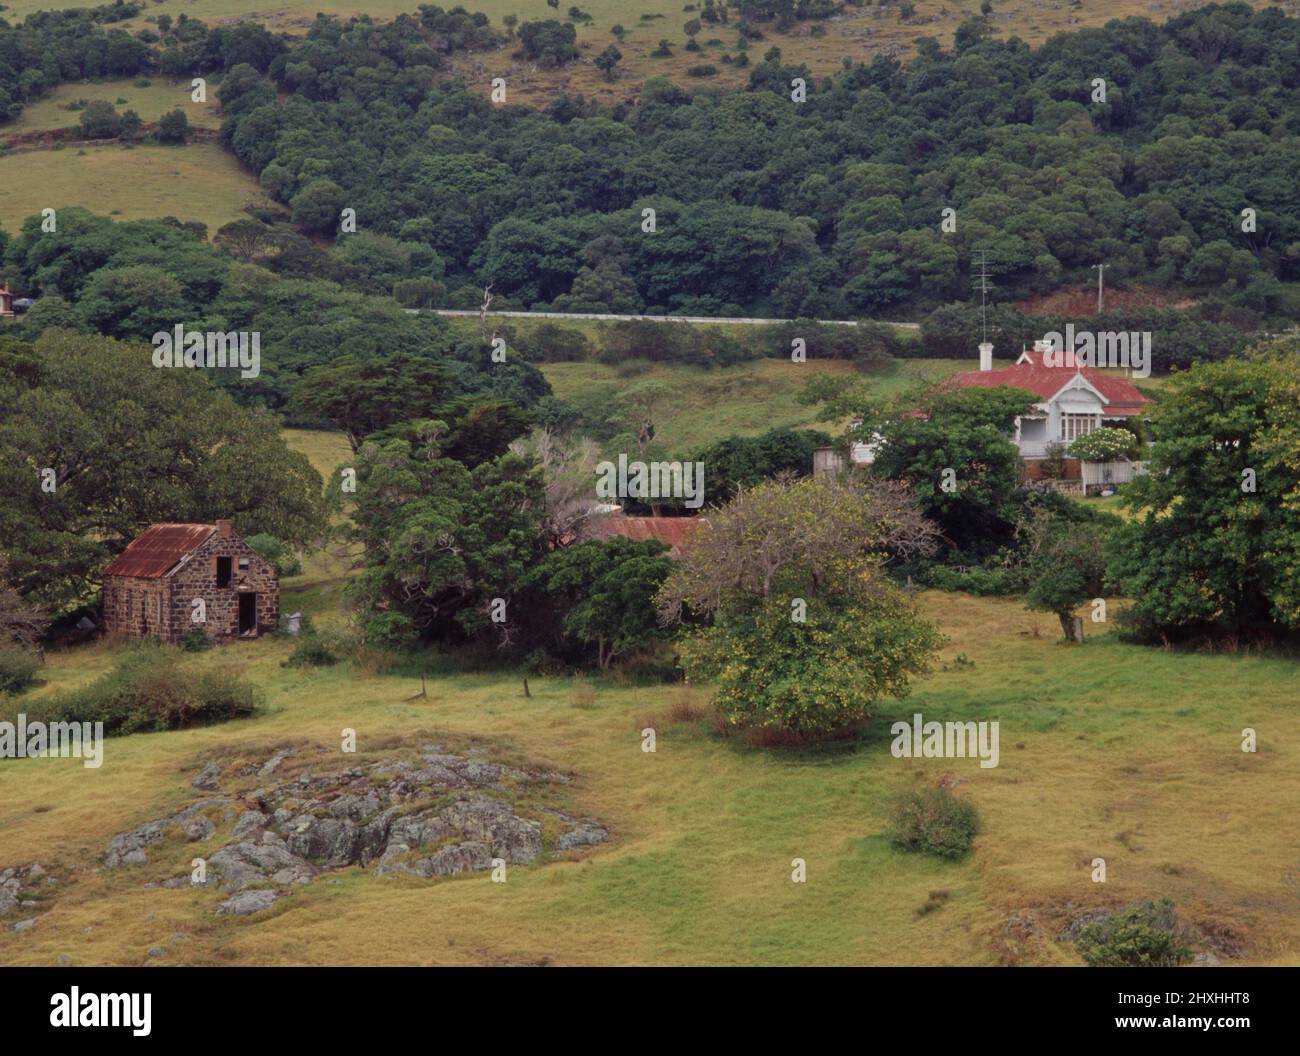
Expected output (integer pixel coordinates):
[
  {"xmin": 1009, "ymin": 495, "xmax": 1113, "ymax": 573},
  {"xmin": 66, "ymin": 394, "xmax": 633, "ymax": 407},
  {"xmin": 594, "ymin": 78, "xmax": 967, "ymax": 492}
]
[{"xmin": 972, "ymin": 250, "xmax": 994, "ymax": 345}]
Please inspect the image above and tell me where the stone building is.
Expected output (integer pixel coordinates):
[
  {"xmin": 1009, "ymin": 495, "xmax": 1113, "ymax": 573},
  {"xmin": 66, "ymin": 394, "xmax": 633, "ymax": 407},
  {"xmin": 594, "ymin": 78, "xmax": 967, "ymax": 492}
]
[{"xmin": 102, "ymin": 520, "xmax": 279, "ymax": 644}]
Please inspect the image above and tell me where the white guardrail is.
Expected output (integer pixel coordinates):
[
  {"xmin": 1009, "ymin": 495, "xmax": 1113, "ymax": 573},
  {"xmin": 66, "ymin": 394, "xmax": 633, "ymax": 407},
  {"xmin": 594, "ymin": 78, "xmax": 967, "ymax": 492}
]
[{"xmin": 407, "ymin": 308, "xmax": 920, "ymax": 329}]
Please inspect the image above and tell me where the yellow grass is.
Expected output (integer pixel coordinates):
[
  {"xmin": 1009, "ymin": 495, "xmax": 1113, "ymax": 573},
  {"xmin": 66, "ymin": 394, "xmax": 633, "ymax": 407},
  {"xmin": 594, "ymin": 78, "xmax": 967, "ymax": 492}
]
[
  {"xmin": 6, "ymin": 78, "xmax": 222, "ymax": 136},
  {"xmin": 0, "ymin": 141, "xmax": 263, "ymax": 239},
  {"xmin": 0, "ymin": 1, "xmax": 1276, "ymax": 108}
]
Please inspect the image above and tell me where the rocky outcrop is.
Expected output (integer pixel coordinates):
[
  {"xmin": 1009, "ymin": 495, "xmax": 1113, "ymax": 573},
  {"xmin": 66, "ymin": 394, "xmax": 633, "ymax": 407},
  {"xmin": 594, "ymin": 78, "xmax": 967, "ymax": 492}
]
[{"xmin": 104, "ymin": 743, "xmax": 607, "ymax": 915}]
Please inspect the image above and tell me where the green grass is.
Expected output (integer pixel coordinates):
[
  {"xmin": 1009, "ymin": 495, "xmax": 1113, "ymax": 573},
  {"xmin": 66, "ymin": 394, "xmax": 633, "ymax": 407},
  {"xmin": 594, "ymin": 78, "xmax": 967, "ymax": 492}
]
[
  {"xmin": 1, "ymin": 587, "xmax": 1296, "ymax": 966},
  {"xmin": 0, "ymin": 141, "xmax": 263, "ymax": 238},
  {"xmin": 540, "ymin": 356, "xmax": 972, "ymax": 456},
  {"xmin": 4, "ymin": 78, "xmax": 222, "ymax": 136}
]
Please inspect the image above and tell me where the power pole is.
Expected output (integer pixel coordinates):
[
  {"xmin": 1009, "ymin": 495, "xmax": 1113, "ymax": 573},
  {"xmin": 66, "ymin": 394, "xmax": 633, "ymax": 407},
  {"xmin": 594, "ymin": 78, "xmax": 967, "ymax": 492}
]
[{"xmin": 1091, "ymin": 263, "xmax": 1107, "ymax": 314}]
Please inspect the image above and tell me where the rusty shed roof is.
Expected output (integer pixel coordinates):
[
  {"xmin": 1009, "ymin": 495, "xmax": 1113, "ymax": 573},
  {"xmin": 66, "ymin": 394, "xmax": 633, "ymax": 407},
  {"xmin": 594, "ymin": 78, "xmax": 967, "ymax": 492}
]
[
  {"xmin": 102, "ymin": 523, "xmax": 216, "ymax": 579},
  {"xmin": 582, "ymin": 514, "xmax": 703, "ymax": 558}
]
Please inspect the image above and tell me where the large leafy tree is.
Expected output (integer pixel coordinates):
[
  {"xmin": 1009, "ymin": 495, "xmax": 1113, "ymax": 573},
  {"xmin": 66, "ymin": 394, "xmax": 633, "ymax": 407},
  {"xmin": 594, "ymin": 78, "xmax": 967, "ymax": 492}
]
[
  {"xmin": 346, "ymin": 433, "xmax": 545, "ymax": 645},
  {"xmin": 290, "ymin": 353, "xmax": 453, "ymax": 450},
  {"xmin": 811, "ymin": 382, "xmax": 1037, "ymax": 553},
  {"xmin": 525, "ymin": 538, "xmax": 673, "ymax": 668},
  {"xmin": 0, "ymin": 331, "xmax": 325, "ymax": 610},
  {"xmin": 1107, "ymin": 345, "xmax": 1300, "ymax": 640},
  {"xmin": 658, "ymin": 476, "xmax": 942, "ymax": 737}
]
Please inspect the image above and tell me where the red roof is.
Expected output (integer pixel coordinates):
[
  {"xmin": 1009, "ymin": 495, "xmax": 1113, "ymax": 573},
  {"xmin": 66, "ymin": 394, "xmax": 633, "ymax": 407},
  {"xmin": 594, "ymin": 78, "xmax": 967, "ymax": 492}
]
[
  {"xmin": 947, "ymin": 348, "xmax": 1152, "ymax": 416},
  {"xmin": 103, "ymin": 523, "xmax": 216, "ymax": 579},
  {"xmin": 581, "ymin": 514, "xmax": 703, "ymax": 558}
]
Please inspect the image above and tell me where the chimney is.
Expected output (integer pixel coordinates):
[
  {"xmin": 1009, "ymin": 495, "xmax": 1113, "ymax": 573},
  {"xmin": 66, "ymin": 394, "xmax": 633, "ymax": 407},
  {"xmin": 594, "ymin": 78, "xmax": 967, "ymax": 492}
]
[
  {"xmin": 216, "ymin": 519, "xmax": 233, "ymax": 538},
  {"xmin": 979, "ymin": 342, "xmax": 993, "ymax": 372}
]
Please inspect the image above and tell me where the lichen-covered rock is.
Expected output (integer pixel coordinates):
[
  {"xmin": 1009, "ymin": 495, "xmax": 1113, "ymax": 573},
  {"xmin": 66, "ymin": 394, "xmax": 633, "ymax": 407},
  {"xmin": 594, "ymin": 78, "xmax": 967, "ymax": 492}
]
[
  {"xmin": 208, "ymin": 841, "xmax": 314, "ymax": 891},
  {"xmin": 216, "ymin": 889, "xmax": 280, "ymax": 915},
  {"xmin": 192, "ymin": 762, "xmax": 222, "ymax": 791},
  {"xmin": 105, "ymin": 744, "xmax": 604, "ymax": 915}
]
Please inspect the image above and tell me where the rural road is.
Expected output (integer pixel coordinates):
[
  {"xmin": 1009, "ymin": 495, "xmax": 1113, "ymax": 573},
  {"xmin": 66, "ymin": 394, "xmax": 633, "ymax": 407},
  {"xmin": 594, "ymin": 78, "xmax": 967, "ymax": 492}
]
[{"xmin": 409, "ymin": 308, "xmax": 921, "ymax": 329}]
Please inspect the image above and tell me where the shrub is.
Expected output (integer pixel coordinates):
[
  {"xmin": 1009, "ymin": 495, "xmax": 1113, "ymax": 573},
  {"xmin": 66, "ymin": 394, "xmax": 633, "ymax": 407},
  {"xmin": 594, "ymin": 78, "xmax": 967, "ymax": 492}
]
[
  {"xmin": 886, "ymin": 787, "xmax": 979, "ymax": 859},
  {"xmin": 687, "ymin": 64, "xmax": 717, "ymax": 77},
  {"xmin": 680, "ymin": 591, "xmax": 942, "ymax": 737},
  {"xmin": 1068, "ymin": 427, "xmax": 1137, "ymax": 462},
  {"xmin": 16, "ymin": 647, "xmax": 258, "ymax": 735},
  {"xmin": 286, "ymin": 634, "xmax": 339, "ymax": 667},
  {"xmin": 179, "ymin": 628, "xmax": 211, "ymax": 652},
  {"xmin": 79, "ymin": 99, "xmax": 121, "ymax": 138},
  {"xmin": 0, "ymin": 647, "xmax": 40, "ymax": 695},
  {"xmin": 156, "ymin": 107, "xmax": 190, "ymax": 145},
  {"xmin": 1076, "ymin": 899, "xmax": 1194, "ymax": 967}
]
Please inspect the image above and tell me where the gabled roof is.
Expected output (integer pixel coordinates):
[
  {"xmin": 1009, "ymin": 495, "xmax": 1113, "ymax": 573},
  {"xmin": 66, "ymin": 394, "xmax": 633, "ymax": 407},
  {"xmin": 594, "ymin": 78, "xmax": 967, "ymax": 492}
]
[
  {"xmin": 947, "ymin": 347, "xmax": 1152, "ymax": 417},
  {"xmin": 581, "ymin": 513, "xmax": 703, "ymax": 558},
  {"xmin": 103, "ymin": 523, "xmax": 216, "ymax": 579}
]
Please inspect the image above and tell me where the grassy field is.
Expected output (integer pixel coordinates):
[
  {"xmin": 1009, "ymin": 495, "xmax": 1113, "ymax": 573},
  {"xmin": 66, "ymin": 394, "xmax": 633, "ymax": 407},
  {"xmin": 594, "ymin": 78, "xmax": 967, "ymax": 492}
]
[
  {"xmin": 540, "ymin": 356, "xmax": 972, "ymax": 455},
  {"xmin": 1, "ymin": 427, "xmax": 1293, "ymax": 967},
  {"xmin": 1, "ymin": 583, "xmax": 1296, "ymax": 967},
  {"xmin": 4, "ymin": 78, "xmax": 222, "ymax": 137},
  {"xmin": 0, "ymin": 1, "xmax": 1281, "ymax": 107},
  {"xmin": 0, "ymin": 141, "xmax": 263, "ymax": 238}
]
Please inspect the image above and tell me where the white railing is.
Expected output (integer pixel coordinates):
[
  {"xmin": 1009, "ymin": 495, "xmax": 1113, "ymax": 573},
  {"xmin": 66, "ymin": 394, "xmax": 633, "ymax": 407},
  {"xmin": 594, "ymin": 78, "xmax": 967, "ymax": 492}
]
[{"xmin": 1082, "ymin": 460, "xmax": 1146, "ymax": 488}]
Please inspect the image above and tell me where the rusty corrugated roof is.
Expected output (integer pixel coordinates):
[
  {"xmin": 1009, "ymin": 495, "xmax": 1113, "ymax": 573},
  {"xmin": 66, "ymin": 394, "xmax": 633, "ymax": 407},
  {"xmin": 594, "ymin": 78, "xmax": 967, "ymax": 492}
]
[
  {"xmin": 102, "ymin": 523, "xmax": 216, "ymax": 579},
  {"xmin": 582, "ymin": 514, "xmax": 704, "ymax": 558}
]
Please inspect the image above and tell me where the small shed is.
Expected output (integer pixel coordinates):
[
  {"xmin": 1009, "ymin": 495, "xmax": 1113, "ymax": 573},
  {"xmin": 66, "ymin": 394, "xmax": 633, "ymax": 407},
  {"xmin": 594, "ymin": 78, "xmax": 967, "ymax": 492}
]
[{"xmin": 102, "ymin": 520, "xmax": 278, "ymax": 644}]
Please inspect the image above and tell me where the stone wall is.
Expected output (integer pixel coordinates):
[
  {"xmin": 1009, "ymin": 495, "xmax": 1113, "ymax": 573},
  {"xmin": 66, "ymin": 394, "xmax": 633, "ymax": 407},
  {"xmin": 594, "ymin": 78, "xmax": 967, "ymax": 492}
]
[
  {"xmin": 102, "ymin": 577, "xmax": 169, "ymax": 641},
  {"xmin": 103, "ymin": 528, "xmax": 278, "ymax": 644},
  {"xmin": 168, "ymin": 531, "xmax": 278, "ymax": 643}
]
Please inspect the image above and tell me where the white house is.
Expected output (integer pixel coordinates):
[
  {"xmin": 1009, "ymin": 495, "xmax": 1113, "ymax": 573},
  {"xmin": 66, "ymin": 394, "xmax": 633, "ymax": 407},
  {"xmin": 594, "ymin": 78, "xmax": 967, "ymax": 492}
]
[
  {"xmin": 813, "ymin": 340, "xmax": 1152, "ymax": 476},
  {"xmin": 950, "ymin": 340, "xmax": 1153, "ymax": 460}
]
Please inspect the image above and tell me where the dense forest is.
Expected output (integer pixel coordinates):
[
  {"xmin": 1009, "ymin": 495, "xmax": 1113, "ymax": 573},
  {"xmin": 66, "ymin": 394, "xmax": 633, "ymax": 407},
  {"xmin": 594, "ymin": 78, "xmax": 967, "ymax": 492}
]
[{"xmin": 1, "ymin": 3, "xmax": 1298, "ymax": 340}]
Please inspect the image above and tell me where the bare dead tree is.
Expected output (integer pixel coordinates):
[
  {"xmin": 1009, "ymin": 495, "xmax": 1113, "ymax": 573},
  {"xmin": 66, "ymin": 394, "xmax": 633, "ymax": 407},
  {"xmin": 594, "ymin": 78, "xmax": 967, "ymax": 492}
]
[
  {"xmin": 479, "ymin": 282, "xmax": 494, "ymax": 339},
  {"xmin": 657, "ymin": 475, "xmax": 939, "ymax": 625}
]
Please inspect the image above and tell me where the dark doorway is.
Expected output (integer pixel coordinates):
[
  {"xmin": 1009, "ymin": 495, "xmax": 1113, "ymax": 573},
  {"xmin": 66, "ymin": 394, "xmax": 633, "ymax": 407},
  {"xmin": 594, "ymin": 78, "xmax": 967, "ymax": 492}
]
[
  {"xmin": 216, "ymin": 556, "xmax": 232, "ymax": 588},
  {"xmin": 238, "ymin": 592, "xmax": 257, "ymax": 637}
]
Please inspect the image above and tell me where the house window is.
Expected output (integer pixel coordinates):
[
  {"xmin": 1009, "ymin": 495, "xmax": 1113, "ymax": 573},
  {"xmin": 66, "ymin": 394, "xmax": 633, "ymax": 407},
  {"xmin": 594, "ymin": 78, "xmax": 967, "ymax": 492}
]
[
  {"xmin": 1060, "ymin": 414, "xmax": 1098, "ymax": 442},
  {"xmin": 238, "ymin": 558, "xmax": 250, "ymax": 572},
  {"xmin": 216, "ymin": 556, "xmax": 232, "ymax": 588}
]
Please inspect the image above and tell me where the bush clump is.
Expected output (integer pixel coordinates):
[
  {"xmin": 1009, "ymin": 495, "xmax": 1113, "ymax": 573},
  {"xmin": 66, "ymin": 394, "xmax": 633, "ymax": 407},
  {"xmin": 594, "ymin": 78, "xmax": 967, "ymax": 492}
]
[
  {"xmin": 14, "ymin": 646, "xmax": 258, "ymax": 735},
  {"xmin": 886, "ymin": 787, "xmax": 979, "ymax": 859},
  {"xmin": 285, "ymin": 634, "xmax": 338, "ymax": 667},
  {"xmin": 0, "ymin": 647, "xmax": 40, "ymax": 695},
  {"xmin": 1076, "ymin": 899, "xmax": 1194, "ymax": 967}
]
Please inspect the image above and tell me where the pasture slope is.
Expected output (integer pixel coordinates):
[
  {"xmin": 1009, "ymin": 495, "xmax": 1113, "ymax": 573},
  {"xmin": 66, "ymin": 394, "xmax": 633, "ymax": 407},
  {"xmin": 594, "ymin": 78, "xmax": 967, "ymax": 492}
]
[{"xmin": 0, "ymin": 429, "xmax": 1295, "ymax": 967}]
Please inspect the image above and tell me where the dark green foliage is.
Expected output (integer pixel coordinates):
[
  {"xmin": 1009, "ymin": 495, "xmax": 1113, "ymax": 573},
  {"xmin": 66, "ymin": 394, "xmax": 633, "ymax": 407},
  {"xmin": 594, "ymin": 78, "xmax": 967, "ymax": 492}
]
[
  {"xmin": 13, "ymin": 647, "xmax": 259, "ymax": 736},
  {"xmin": 1107, "ymin": 348, "xmax": 1300, "ymax": 641},
  {"xmin": 78, "ymin": 99, "xmax": 121, "ymax": 138},
  {"xmin": 886, "ymin": 787, "xmax": 979, "ymax": 859},
  {"xmin": 1076, "ymin": 899, "xmax": 1193, "ymax": 968},
  {"xmin": 4, "ymin": 5, "xmax": 1300, "ymax": 332},
  {"xmin": 518, "ymin": 20, "xmax": 579, "ymax": 67},
  {"xmin": 691, "ymin": 426, "xmax": 833, "ymax": 503},
  {"xmin": 155, "ymin": 107, "xmax": 190, "ymax": 144},
  {"xmin": 524, "ymin": 538, "xmax": 674, "ymax": 668}
]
